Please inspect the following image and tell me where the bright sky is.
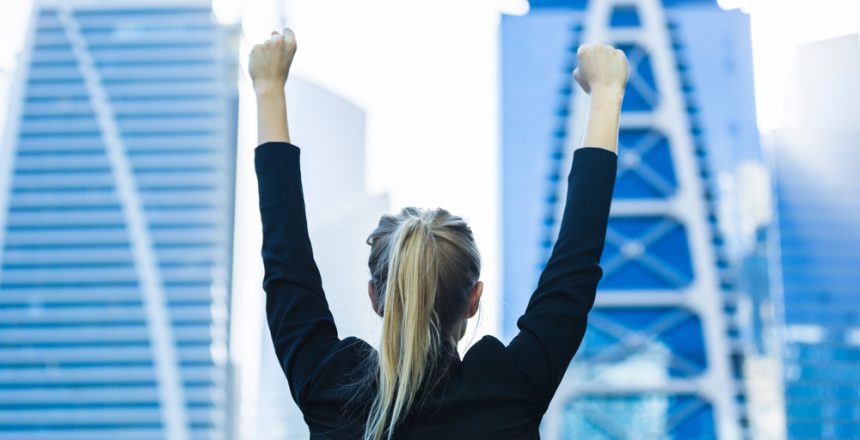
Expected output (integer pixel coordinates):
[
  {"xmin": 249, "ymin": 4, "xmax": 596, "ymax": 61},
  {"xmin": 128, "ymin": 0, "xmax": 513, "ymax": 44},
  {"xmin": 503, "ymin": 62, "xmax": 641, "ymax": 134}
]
[
  {"xmin": 0, "ymin": 0, "xmax": 855, "ymax": 211},
  {"xmin": 0, "ymin": 0, "xmax": 856, "ymax": 150},
  {"xmin": 739, "ymin": 0, "xmax": 860, "ymax": 131}
]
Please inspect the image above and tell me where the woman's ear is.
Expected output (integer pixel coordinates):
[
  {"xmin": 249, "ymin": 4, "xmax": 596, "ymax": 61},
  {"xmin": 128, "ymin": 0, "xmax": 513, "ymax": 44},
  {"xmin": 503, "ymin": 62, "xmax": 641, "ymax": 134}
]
[
  {"xmin": 368, "ymin": 280, "xmax": 383, "ymax": 317},
  {"xmin": 465, "ymin": 281, "xmax": 483, "ymax": 319}
]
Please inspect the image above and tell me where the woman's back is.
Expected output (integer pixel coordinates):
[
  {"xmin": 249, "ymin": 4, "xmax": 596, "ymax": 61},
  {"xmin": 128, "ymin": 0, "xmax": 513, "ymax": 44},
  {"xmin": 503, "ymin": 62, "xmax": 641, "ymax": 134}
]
[
  {"xmin": 250, "ymin": 31, "xmax": 626, "ymax": 439},
  {"xmin": 299, "ymin": 336, "xmax": 543, "ymax": 439},
  {"xmin": 255, "ymin": 142, "xmax": 617, "ymax": 439}
]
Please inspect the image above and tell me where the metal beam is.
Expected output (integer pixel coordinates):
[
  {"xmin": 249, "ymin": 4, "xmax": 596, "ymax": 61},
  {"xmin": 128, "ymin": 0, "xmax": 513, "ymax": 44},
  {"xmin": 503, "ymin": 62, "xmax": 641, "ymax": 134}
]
[{"xmin": 545, "ymin": 0, "xmax": 742, "ymax": 438}]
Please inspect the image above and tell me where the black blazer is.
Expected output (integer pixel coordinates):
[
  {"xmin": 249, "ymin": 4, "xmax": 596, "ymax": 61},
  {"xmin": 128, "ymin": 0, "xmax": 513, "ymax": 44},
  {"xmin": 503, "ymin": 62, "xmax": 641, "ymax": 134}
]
[{"xmin": 255, "ymin": 142, "xmax": 617, "ymax": 439}]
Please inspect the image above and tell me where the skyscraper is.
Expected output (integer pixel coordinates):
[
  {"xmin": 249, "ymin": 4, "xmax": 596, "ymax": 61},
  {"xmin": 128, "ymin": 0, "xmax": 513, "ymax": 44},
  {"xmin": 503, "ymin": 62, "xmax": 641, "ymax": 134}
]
[
  {"xmin": 501, "ymin": 0, "xmax": 762, "ymax": 437},
  {"xmin": 0, "ymin": 2, "xmax": 239, "ymax": 439},
  {"xmin": 773, "ymin": 33, "xmax": 860, "ymax": 439}
]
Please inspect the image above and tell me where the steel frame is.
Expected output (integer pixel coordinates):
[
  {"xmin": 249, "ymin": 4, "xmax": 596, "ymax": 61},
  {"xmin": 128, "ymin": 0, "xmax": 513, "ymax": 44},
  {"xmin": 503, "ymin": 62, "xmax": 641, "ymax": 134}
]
[{"xmin": 544, "ymin": 1, "xmax": 741, "ymax": 438}]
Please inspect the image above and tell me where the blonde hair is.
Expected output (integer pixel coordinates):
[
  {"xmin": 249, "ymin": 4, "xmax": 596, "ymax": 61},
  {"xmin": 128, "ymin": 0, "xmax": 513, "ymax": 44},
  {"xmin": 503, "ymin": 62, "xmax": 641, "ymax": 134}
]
[{"xmin": 363, "ymin": 207, "xmax": 481, "ymax": 440}]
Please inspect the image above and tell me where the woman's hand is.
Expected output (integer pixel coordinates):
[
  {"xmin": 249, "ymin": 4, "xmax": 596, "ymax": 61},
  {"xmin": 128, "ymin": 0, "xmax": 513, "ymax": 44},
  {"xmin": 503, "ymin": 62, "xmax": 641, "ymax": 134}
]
[
  {"xmin": 573, "ymin": 44, "xmax": 628, "ymax": 96},
  {"xmin": 251, "ymin": 29, "xmax": 296, "ymax": 144},
  {"xmin": 249, "ymin": 28, "xmax": 297, "ymax": 96},
  {"xmin": 573, "ymin": 44, "xmax": 628, "ymax": 154}
]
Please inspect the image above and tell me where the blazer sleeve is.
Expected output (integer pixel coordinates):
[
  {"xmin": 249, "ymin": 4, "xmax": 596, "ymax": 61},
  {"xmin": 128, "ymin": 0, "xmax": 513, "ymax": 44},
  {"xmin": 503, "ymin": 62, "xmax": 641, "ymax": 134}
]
[
  {"xmin": 255, "ymin": 141, "xmax": 341, "ymax": 408},
  {"xmin": 502, "ymin": 146, "xmax": 617, "ymax": 404}
]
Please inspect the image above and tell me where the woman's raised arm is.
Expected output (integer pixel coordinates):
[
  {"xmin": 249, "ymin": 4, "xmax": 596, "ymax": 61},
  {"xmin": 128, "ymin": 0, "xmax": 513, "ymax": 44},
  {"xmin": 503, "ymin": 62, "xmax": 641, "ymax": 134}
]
[
  {"xmin": 250, "ymin": 28, "xmax": 295, "ymax": 144},
  {"xmin": 250, "ymin": 29, "xmax": 342, "ymax": 410},
  {"xmin": 502, "ymin": 44, "xmax": 628, "ymax": 404},
  {"xmin": 574, "ymin": 43, "xmax": 628, "ymax": 153}
]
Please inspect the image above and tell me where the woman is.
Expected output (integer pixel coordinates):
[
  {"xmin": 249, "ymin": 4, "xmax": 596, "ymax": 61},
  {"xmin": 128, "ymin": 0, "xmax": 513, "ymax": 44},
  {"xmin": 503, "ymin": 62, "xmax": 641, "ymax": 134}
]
[{"xmin": 250, "ymin": 28, "xmax": 628, "ymax": 440}]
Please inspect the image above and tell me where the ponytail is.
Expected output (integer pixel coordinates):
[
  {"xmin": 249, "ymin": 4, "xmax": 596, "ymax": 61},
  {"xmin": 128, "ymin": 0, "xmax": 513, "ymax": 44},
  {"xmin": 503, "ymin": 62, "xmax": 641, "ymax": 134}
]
[
  {"xmin": 362, "ymin": 207, "xmax": 481, "ymax": 440},
  {"xmin": 366, "ymin": 217, "xmax": 441, "ymax": 440}
]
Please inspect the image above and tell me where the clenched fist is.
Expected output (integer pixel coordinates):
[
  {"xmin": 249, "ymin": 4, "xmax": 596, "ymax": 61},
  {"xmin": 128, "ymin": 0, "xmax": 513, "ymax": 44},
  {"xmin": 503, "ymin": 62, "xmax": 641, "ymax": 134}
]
[
  {"xmin": 573, "ymin": 44, "xmax": 629, "ymax": 96},
  {"xmin": 249, "ymin": 28, "xmax": 297, "ymax": 95}
]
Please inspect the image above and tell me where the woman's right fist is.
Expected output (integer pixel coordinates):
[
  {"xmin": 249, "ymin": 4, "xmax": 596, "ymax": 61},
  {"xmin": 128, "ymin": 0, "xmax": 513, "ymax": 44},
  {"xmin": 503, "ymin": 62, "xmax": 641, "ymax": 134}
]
[
  {"xmin": 249, "ymin": 28, "xmax": 297, "ymax": 95},
  {"xmin": 573, "ymin": 44, "xmax": 629, "ymax": 96}
]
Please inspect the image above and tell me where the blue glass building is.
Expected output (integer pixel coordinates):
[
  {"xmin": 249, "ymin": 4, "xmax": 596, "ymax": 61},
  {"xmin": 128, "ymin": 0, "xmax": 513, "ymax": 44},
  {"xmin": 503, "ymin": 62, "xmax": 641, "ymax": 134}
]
[
  {"xmin": 0, "ymin": 2, "xmax": 239, "ymax": 439},
  {"xmin": 774, "ymin": 34, "xmax": 860, "ymax": 439},
  {"xmin": 501, "ymin": 0, "xmax": 762, "ymax": 437}
]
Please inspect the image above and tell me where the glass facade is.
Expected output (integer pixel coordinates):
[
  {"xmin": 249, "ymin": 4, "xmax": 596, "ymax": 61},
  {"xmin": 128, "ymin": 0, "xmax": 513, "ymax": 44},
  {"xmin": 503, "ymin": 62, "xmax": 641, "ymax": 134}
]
[
  {"xmin": 0, "ymin": 2, "xmax": 238, "ymax": 439},
  {"xmin": 500, "ymin": 0, "xmax": 762, "ymax": 438},
  {"xmin": 774, "ymin": 34, "xmax": 860, "ymax": 439}
]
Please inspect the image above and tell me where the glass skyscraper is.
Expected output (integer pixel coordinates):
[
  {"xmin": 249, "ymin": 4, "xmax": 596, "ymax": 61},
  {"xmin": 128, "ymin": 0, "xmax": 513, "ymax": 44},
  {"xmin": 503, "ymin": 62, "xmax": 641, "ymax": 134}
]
[
  {"xmin": 500, "ymin": 0, "xmax": 763, "ymax": 438},
  {"xmin": 773, "ymin": 34, "xmax": 860, "ymax": 439},
  {"xmin": 0, "ymin": 2, "xmax": 239, "ymax": 439}
]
